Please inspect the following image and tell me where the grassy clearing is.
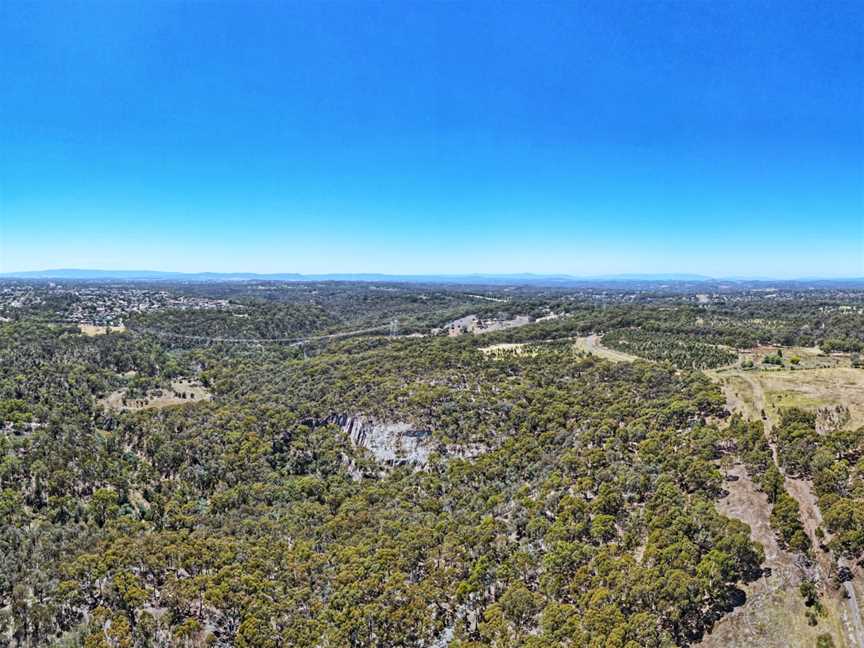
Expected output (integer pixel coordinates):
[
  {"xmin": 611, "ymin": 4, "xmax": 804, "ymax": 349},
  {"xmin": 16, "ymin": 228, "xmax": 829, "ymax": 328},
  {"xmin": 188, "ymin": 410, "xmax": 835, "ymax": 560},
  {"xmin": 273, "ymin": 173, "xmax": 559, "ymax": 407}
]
[
  {"xmin": 714, "ymin": 358, "xmax": 864, "ymax": 431},
  {"xmin": 479, "ymin": 342, "xmax": 532, "ymax": 356},
  {"xmin": 755, "ymin": 368, "xmax": 864, "ymax": 430},
  {"xmin": 79, "ymin": 323, "xmax": 126, "ymax": 336},
  {"xmin": 736, "ymin": 345, "xmax": 849, "ymax": 371},
  {"xmin": 99, "ymin": 379, "xmax": 211, "ymax": 411},
  {"xmin": 717, "ymin": 374, "xmax": 760, "ymax": 419}
]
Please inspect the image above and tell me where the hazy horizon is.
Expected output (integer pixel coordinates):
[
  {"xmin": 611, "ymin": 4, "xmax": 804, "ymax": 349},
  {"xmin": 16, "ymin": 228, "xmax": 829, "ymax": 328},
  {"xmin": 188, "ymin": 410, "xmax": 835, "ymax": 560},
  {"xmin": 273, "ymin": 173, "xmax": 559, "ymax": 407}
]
[
  {"xmin": 3, "ymin": 267, "xmax": 863, "ymax": 282},
  {"xmin": 1, "ymin": 1, "xmax": 863, "ymax": 277}
]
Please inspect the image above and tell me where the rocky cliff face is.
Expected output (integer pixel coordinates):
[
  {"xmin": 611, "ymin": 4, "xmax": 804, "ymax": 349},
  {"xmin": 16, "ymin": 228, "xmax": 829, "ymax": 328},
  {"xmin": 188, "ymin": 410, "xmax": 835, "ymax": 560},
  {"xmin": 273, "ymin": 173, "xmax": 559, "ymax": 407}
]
[
  {"xmin": 302, "ymin": 413, "xmax": 488, "ymax": 467},
  {"xmin": 303, "ymin": 414, "xmax": 433, "ymax": 466},
  {"xmin": 338, "ymin": 414, "xmax": 433, "ymax": 466}
]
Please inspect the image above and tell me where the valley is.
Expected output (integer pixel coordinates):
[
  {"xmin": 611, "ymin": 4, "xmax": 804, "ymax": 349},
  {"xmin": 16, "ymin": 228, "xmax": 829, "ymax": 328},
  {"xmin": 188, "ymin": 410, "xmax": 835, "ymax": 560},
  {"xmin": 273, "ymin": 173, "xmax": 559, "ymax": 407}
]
[{"xmin": 1, "ymin": 279, "xmax": 862, "ymax": 647}]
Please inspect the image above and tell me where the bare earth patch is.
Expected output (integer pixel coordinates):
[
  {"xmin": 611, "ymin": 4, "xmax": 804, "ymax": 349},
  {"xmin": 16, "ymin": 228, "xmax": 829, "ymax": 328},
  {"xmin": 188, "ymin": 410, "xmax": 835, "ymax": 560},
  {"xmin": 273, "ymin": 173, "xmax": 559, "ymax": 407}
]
[{"xmin": 441, "ymin": 314, "xmax": 532, "ymax": 336}]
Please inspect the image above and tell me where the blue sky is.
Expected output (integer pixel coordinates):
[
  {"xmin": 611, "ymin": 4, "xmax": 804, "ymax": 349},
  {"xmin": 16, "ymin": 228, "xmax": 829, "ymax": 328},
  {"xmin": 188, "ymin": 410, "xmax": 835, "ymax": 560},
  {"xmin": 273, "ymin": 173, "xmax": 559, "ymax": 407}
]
[{"xmin": 1, "ymin": 0, "xmax": 862, "ymax": 277}]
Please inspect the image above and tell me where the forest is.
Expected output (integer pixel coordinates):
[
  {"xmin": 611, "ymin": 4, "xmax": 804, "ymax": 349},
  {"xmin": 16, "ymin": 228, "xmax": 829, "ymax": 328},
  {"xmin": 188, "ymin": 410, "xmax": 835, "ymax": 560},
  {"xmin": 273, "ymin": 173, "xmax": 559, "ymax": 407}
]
[{"xmin": 0, "ymin": 280, "xmax": 862, "ymax": 647}]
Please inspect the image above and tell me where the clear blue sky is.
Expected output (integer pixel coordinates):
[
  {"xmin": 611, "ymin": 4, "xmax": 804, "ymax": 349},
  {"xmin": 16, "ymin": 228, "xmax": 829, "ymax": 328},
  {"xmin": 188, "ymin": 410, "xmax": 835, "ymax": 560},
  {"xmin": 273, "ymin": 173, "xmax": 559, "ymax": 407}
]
[{"xmin": 1, "ymin": 0, "xmax": 862, "ymax": 277}]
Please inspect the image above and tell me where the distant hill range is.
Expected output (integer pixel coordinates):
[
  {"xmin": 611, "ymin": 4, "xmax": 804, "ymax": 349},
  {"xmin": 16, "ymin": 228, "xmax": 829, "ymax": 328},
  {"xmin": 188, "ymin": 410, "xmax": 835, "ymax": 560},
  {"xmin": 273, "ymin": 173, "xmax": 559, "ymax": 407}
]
[{"xmin": 1, "ymin": 269, "xmax": 862, "ymax": 287}]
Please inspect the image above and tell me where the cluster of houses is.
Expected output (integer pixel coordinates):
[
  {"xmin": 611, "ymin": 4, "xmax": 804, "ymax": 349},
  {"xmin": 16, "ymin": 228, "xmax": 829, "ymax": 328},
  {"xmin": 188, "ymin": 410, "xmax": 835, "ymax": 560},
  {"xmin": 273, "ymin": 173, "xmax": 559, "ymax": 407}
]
[{"xmin": 0, "ymin": 282, "xmax": 232, "ymax": 326}]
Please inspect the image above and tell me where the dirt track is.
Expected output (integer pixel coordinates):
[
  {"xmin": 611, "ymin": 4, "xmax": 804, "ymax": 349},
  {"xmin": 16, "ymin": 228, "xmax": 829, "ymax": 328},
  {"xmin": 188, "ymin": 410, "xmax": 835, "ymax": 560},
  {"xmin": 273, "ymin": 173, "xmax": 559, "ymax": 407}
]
[
  {"xmin": 714, "ymin": 371, "xmax": 864, "ymax": 648},
  {"xmin": 701, "ymin": 464, "xmax": 841, "ymax": 647},
  {"xmin": 573, "ymin": 335, "xmax": 639, "ymax": 362}
]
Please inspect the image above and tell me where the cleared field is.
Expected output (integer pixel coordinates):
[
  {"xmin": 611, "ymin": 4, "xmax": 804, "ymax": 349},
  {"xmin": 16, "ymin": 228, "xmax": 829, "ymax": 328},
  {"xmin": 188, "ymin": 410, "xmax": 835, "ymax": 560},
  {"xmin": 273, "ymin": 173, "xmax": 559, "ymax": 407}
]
[
  {"xmin": 720, "ymin": 374, "xmax": 761, "ymax": 420},
  {"xmin": 79, "ymin": 323, "xmax": 126, "ymax": 336},
  {"xmin": 757, "ymin": 368, "xmax": 864, "ymax": 430},
  {"xmin": 479, "ymin": 342, "xmax": 530, "ymax": 355},
  {"xmin": 713, "ymin": 364, "xmax": 864, "ymax": 430},
  {"xmin": 737, "ymin": 345, "xmax": 849, "ymax": 371},
  {"xmin": 99, "ymin": 379, "xmax": 211, "ymax": 411}
]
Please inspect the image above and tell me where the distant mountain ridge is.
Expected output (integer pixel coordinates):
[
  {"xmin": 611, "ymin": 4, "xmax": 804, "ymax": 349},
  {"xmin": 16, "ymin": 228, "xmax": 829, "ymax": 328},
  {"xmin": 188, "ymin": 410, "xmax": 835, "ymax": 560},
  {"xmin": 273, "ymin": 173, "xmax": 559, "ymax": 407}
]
[
  {"xmin": 1, "ymin": 269, "xmax": 305, "ymax": 281},
  {"xmin": 1, "ymin": 269, "xmax": 861, "ymax": 285},
  {"xmin": 1, "ymin": 269, "xmax": 715, "ymax": 282}
]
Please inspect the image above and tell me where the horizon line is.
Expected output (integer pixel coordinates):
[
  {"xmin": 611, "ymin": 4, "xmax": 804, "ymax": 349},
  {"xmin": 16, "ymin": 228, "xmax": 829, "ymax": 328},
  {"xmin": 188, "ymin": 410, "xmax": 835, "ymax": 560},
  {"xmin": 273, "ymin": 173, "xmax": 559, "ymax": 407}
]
[{"xmin": 2, "ymin": 268, "xmax": 863, "ymax": 283}]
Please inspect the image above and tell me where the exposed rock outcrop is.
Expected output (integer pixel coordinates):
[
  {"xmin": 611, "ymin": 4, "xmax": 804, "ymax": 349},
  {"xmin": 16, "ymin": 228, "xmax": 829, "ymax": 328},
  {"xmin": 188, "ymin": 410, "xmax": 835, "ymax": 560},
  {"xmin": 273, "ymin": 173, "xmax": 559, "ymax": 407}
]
[
  {"xmin": 301, "ymin": 414, "xmax": 489, "ymax": 467},
  {"xmin": 302, "ymin": 414, "xmax": 433, "ymax": 466},
  {"xmin": 815, "ymin": 404, "xmax": 850, "ymax": 434}
]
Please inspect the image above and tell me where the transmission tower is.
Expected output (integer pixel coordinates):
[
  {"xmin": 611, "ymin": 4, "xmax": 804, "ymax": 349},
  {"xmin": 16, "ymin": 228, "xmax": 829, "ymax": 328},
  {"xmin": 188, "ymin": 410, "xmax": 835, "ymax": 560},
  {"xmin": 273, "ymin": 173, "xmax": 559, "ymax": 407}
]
[{"xmin": 389, "ymin": 318, "xmax": 399, "ymax": 337}]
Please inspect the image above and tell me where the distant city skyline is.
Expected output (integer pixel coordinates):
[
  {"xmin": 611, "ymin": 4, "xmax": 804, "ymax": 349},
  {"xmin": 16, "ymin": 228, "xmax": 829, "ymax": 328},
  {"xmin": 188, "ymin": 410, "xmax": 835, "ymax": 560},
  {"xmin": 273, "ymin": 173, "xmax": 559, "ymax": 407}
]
[{"xmin": 1, "ymin": 1, "xmax": 862, "ymax": 277}]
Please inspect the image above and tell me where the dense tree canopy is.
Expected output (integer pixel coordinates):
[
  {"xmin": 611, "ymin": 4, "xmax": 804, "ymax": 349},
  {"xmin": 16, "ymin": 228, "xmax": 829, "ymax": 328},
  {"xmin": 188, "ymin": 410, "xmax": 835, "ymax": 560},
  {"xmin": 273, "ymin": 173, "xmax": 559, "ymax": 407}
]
[{"xmin": 1, "ymin": 282, "xmax": 861, "ymax": 646}]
